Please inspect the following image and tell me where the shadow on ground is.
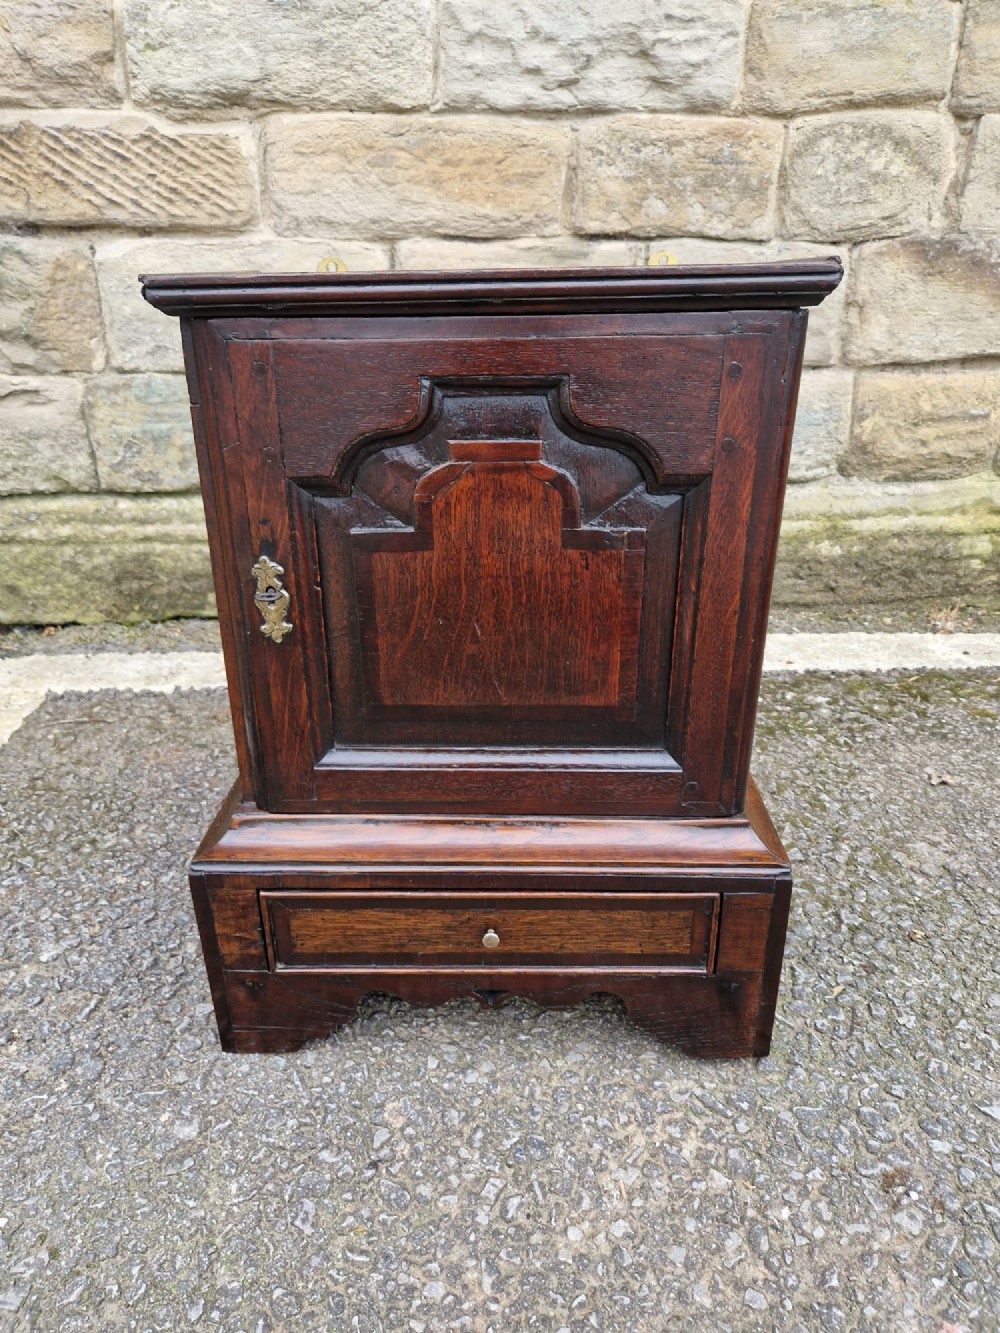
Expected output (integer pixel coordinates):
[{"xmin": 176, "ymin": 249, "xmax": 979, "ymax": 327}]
[{"xmin": 1, "ymin": 672, "xmax": 998, "ymax": 1331}]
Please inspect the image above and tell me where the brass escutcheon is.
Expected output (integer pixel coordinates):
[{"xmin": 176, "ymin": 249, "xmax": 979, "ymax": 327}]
[{"xmin": 250, "ymin": 555, "xmax": 293, "ymax": 644}]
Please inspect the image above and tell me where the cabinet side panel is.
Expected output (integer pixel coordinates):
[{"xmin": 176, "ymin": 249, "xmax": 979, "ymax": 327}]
[
  {"xmin": 678, "ymin": 317, "xmax": 800, "ymax": 817},
  {"xmin": 184, "ymin": 320, "xmax": 257, "ymax": 801},
  {"xmin": 726, "ymin": 313, "xmax": 808, "ymax": 808},
  {"xmin": 680, "ymin": 333, "xmax": 770, "ymax": 814}
]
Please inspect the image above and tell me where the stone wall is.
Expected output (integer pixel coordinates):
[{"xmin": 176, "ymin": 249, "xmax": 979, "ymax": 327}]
[{"xmin": 1, "ymin": 0, "xmax": 998, "ymax": 623}]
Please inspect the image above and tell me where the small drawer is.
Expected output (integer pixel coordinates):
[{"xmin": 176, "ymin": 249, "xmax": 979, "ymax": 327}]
[{"xmin": 261, "ymin": 892, "xmax": 718, "ymax": 971}]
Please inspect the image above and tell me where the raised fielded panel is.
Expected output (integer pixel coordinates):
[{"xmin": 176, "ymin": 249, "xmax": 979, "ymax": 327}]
[{"xmin": 190, "ymin": 309, "xmax": 802, "ymax": 817}]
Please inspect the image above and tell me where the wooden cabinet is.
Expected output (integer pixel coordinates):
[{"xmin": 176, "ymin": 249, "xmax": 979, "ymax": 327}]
[{"xmin": 144, "ymin": 261, "xmax": 841, "ymax": 1056}]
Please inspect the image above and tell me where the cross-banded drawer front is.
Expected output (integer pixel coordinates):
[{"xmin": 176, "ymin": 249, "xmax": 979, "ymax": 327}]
[{"xmin": 261, "ymin": 893, "xmax": 718, "ymax": 971}]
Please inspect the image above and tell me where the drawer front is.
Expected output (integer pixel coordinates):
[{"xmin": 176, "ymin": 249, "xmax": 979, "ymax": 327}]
[{"xmin": 261, "ymin": 892, "xmax": 718, "ymax": 971}]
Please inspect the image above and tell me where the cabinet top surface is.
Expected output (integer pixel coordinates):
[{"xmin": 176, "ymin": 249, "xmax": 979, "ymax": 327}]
[{"xmin": 140, "ymin": 258, "xmax": 843, "ymax": 319}]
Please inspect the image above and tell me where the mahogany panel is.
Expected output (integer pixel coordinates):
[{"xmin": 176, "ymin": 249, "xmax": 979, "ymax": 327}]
[
  {"xmin": 725, "ymin": 318, "xmax": 807, "ymax": 807},
  {"xmin": 226, "ymin": 338, "xmax": 319, "ymax": 805},
  {"xmin": 262, "ymin": 892, "xmax": 717, "ymax": 970},
  {"xmin": 358, "ymin": 454, "xmax": 643, "ymax": 710},
  {"xmin": 219, "ymin": 967, "xmax": 767, "ymax": 1058},
  {"xmin": 312, "ymin": 380, "xmax": 682, "ymax": 754},
  {"xmin": 193, "ymin": 777, "xmax": 790, "ymax": 873},
  {"xmin": 192, "ymin": 308, "xmax": 802, "ymax": 814},
  {"xmin": 309, "ymin": 763, "xmax": 683, "ymax": 816},
  {"xmin": 141, "ymin": 259, "xmax": 844, "ymax": 318},
  {"xmin": 269, "ymin": 333, "xmax": 725, "ymax": 486},
  {"xmin": 186, "ymin": 323, "xmax": 259, "ymax": 801},
  {"xmin": 678, "ymin": 329, "xmax": 786, "ymax": 815},
  {"xmin": 715, "ymin": 893, "xmax": 772, "ymax": 973},
  {"xmin": 206, "ymin": 882, "xmax": 268, "ymax": 969}
]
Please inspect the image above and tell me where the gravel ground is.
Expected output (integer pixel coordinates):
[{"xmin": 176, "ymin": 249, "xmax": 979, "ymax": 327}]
[
  {"xmin": 0, "ymin": 620, "xmax": 224, "ymax": 659},
  {"xmin": 0, "ymin": 673, "xmax": 998, "ymax": 1332}
]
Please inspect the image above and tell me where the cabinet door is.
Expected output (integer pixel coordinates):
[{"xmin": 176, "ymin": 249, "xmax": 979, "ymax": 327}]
[{"xmin": 192, "ymin": 309, "xmax": 804, "ymax": 816}]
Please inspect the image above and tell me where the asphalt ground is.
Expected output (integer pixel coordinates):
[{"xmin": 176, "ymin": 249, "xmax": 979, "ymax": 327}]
[{"xmin": 0, "ymin": 669, "xmax": 998, "ymax": 1332}]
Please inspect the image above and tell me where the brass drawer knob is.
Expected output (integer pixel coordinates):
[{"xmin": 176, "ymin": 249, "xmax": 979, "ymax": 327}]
[{"xmin": 482, "ymin": 928, "xmax": 500, "ymax": 949}]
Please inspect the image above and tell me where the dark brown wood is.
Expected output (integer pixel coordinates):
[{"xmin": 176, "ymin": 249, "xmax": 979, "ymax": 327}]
[
  {"xmin": 262, "ymin": 891, "xmax": 718, "ymax": 970},
  {"xmin": 186, "ymin": 780, "xmax": 790, "ymax": 1057},
  {"xmin": 193, "ymin": 779, "xmax": 788, "ymax": 873},
  {"xmin": 144, "ymin": 262, "xmax": 841, "ymax": 1055},
  {"xmin": 218, "ymin": 971, "xmax": 766, "ymax": 1060},
  {"xmin": 179, "ymin": 307, "xmax": 804, "ymax": 817},
  {"xmin": 140, "ymin": 259, "xmax": 843, "ymax": 318}
]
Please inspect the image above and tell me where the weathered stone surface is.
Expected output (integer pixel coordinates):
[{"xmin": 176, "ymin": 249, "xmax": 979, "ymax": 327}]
[
  {"xmin": 0, "ymin": 493, "xmax": 213, "ymax": 623},
  {"xmin": 437, "ymin": 0, "xmax": 746, "ymax": 112},
  {"xmin": 952, "ymin": 0, "xmax": 1000, "ymax": 115},
  {"xmin": 788, "ymin": 369, "xmax": 854, "ymax": 483},
  {"xmin": 96, "ymin": 237, "xmax": 389, "ymax": 372},
  {"xmin": 395, "ymin": 237, "xmax": 645, "ymax": 270},
  {"xmin": 846, "ymin": 236, "xmax": 1000, "ymax": 365},
  {"xmin": 0, "ymin": 376, "xmax": 96, "ymax": 495},
  {"xmin": 744, "ymin": 0, "xmax": 958, "ymax": 114},
  {"xmin": 646, "ymin": 239, "xmax": 847, "ymax": 365},
  {"xmin": 961, "ymin": 115, "xmax": 1000, "ymax": 232},
  {"xmin": 844, "ymin": 370, "xmax": 1000, "ymax": 481},
  {"xmin": 574, "ymin": 117, "xmax": 781, "ymax": 240},
  {"xmin": 0, "ymin": 239, "xmax": 105, "ymax": 374},
  {"xmin": 0, "ymin": 0, "xmax": 121, "ymax": 108},
  {"xmin": 775, "ymin": 475, "xmax": 1000, "ymax": 607},
  {"xmin": 266, "ymin": 116, "xmax": 569, "ymax": 239},
  {"xmin": 784, "ymin": 113, "xmax": 952, "ymax": 242},
  {"xmin": 83, "ymin": 374, "xmax": 196, "ymax": 492},
  {"xmin": 124, "ymin": 0, "xmax": 432, "ymax": 115},
  {"xmin": 0, "ymin": 117, "xmax": 257, "ymax": 229}
]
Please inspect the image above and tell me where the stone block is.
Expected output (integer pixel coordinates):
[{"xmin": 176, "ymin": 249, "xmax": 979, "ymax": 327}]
[
  {"xmin": 783, "ymin": 113, "xmax": 951, "ymax": 242},
  {"xmin": 96, "ymin": 237, "xmax": 390, "ymax": 372},
  {"xmin": 0, "ymin": 493, "xmax": 214, "ymax": 623},
  {"xmin": 124, "ymin": 0, "xmax": 432, "ymax": 114},
  {"xmin": 0, "ymin": 239, "xmax": 105, "ymax": 373},
  {"xmin": 83, "ymin": 374, "xmax": 196, "ymax": 492},
  {"xmin": 0, "ymin": 0, "xmax": 121, "ymax": 108},
  {"xmin": 744, "ymin": 0, "xmax": 957, "ymax": 114},
  {"xmin": 395, "ymin": 237, "xmax": 645, "ymax": 270},
  {"xmin": 266, "ymin": 116, "xmax": 569, "ymax": 239},
  {"xmin": 844, "ymin": 370, "xmax": 1000, "ymax": 481},
  {"xmin": 788, "ymin": 369, "xmax": 854, "ymax": 483},
  {"xmin": 775, "ymin": 476, "xmax": 1000, "ymax": 608},
  {"xmin": 574, "ymin": 117, "xmax": 782, "ymax": 240},
  {"xmin": 437, "ymin": 0, "xmax": 746, "ymax": 112},
  {"xmin": 0, "ymin": 117, "xmax": 257, "ymax": 229},
  {"xmin": 846, "ymin": 236, "xmax": 1000, "ymax": 365},
  {"xmin": 953, "ymin": 0, "xmax": 1000, "ymax": 115},
  {"xmin": 0, "ymin": 376, "xmax": 97, "ymax": 495},
  {"xmin": 646, "ymin": 239, "xmax": 847, "ymax": 365},
  {"xmin": 961, "ymin": 115, "xmax": 1000, "ymax": 232}
]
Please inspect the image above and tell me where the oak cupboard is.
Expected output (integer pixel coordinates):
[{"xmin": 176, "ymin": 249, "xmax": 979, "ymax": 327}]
[{"xmin": 142, "ymin": 260, "xmax": 842, "ymax": 1055}]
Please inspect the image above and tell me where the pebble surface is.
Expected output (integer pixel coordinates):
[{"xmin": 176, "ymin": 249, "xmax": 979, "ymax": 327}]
[{"xmin": 0, "ymin": 671, "xmax": 998, "ymax": 1331}]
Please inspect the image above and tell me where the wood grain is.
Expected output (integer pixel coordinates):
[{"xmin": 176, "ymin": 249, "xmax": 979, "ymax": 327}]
[
  {"xmin": 268, "ymin": 333, "xmax": 725, "ymax": 487},
  {"xmin": 190, "ymin": 304, "xmax": 806, "ymax": 815},
  {"xmin": 140, "ymin": 259, "xmax": 844, "ymax": 319},
  {"xmin": 219, "ymin": 968, "xmax": 766, "ymax": 1059},
  {"xmin": 360, "ymin": 455, "xmax": 643, "ymax": 709},
  {"xmin": 263, "ymin": 892, "xmax": 715, "ymax": 969},
  {"xmin": 153, "ymin": 262, "xmax": 842, "ymax": 1055},
  {"xmin": 194, "ymin": 776, "xmax": 790, "ymax": 872}
]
